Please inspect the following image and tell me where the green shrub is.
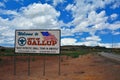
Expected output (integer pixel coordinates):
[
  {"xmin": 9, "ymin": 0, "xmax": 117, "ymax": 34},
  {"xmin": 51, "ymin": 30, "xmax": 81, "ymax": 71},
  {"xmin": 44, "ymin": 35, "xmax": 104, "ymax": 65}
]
[
  {"xmin": 71, "ymin": 54, "xmax": 79, "ymax": 58},
  {"xmin": 0, "ymin": 58, "xmax": 2, "ymax": 62}
]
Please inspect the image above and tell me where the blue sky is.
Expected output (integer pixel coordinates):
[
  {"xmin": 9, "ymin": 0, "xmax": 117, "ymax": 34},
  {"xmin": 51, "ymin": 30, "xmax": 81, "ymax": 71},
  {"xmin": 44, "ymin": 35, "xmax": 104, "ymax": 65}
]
[{"xmin": 0, "ymin": 0, "xmax": 120, "ymax": 48}]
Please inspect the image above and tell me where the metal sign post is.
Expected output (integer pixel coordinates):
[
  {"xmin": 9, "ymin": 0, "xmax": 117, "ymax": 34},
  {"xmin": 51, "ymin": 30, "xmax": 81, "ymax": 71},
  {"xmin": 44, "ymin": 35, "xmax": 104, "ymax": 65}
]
[
  {"xmin": 28, "ymin": 54, "xmax": 30, "ymax": 76},
  {"xmin": 59, "ymin": 54, "xmax": 61, "ymax": 75},
  {"xmin": 43, "ymin": 53, "xmax": 46, "ymax": 76},
  {"xmin": 14, "ymin": 53, "xmax": 16, "ymax": 75}
]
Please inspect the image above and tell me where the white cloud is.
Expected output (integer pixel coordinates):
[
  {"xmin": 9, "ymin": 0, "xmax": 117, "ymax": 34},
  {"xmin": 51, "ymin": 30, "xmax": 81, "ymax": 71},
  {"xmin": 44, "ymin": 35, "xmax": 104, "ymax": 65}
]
[
  {"xmin": 85, "ymin": 36, "xmax": 101, "ymax": 42},
  {"xmin": 111, "ymin": 1, "xmax": 120, "ymax": 9},
  {"xmin": 99, "ymin": 30, "xmax": 110, "ymax": 34},
  {"xmin": 0, "ymin": 25, "xmax": 14, "ymax": 46},
  {"xmin": 98, "ymin": 43, "xmax": 112, "ymax": 48},
  {"xmin": 72, "ymin": 10, "xmax": 108, "ymax": 36},
  {"xmin": 72, "ymin": 21, "xmax": 89, "ymax": 33},
  {"xmin": 0, "ymin": 39, "xmax": 4, "ymax": 44},
  {"xmin": 45, "ymin": 0, "xmax": 64, "ymax": 6},
  {"xmin": 22, "ymin": 3, "xmax": 60, "ymax": 18},
  {"xmin": 0, "ymin": 9, "xmax": 19, "ymax": 16},
  {"xmin": 61, "ymin": 38, "xmax": 99, "ymax": 47},
  {"xmin": 82, "ymin": 41, "xmax": 98, "ymax": 46},
  {"xmin": 54, "ymin": 0, "xmax": 120, "ymax": 48},
  {"xmin": 17, "ymin": 3, "xmax": 60, "ymax": 29},
  {"xmin": 81, "ymin": 35, "xmax": 101, "ymax": 46},
  {"xmin": 88, "ymin": 10, "xmax": 107, "ymax": 25},
  {"xmin": 0, "ymin": 0, "xmax": 120, "ymax": 48},
  {"xmin": 112, "ymin": 43, "xmax": 120, "ymax": 48},
  {"xmin": 0, "ymin": 2, "xmax": 5, "ymax": 7},
  {"xmin": 61, "ymin": 38, "xmax": 77, "ymax": 45},
  {"xmin": 66, "ymin": 0, "xmax": 114, "ymax": 18},
  {"xmin": 0, "ymin": 3, "xmax": 61, "ymax": 29},
  {"xmin": 66, "ymin": 0, "xmax": 120, "ymax": 38},
  {"xmin": 110, "ymin": 13, "xmax": 118, "ymax": 20},
  {"xmin": 108, "ymin": 21, "xmax": 120, "ymax": 30},
  {"xmin": 53, "ymin": 0, "xmax": 64, "ymax": 6},
  {"xmin": 0, "ymin": 3, "xmax": 61, "ymax": 46},
  {"xmin": 61, "ymin": 36, "xmax": 100, "ymax": 46},
  {"xmin": 66, "ymin": 4, "xmax": 74, "ymax": 11},
  {"xmin": 98, "ymin": 43, "xmax": 120, "ymax": 48},
  {"xmin": 112, "ymin": 31, "xmax": 120, "ymax": 35},
  {"xmin": 61, "ymin": 37, "xmax": 120, "ymax": 48},
  {"xmin": 61, "ymin": 28, "xmax": 73, "ymax": 36}
]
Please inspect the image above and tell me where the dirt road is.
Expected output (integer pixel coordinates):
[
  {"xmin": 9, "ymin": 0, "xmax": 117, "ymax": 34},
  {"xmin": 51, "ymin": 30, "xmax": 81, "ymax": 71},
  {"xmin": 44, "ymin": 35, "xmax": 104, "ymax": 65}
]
[{"xmin": 0, "ymin": 53, "xmax": 120, "ymax": 80}]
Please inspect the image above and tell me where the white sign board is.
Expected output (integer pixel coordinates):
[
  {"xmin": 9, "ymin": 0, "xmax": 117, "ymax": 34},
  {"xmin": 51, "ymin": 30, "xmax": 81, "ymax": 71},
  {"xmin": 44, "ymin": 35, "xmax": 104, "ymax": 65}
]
[{"xmin": 15, "ymin": 30, "xmax": 60, "ymax": 54}]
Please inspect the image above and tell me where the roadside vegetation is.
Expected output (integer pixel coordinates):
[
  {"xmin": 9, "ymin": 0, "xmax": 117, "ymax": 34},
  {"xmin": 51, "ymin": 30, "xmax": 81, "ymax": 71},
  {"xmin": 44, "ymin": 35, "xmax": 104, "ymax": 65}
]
[
  {"xmin": 0, "ymin": 46, "xmax": 120, "ymax": 64},
  {"xmin": 0, "ymin": 46, "xmax": 120, "ymax": 57}
]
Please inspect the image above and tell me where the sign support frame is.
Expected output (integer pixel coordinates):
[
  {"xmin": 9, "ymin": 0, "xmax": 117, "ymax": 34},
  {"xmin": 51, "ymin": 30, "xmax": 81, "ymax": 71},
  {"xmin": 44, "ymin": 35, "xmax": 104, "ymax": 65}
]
[
  {"xmin": 58, "ymin": 53, "xmax": 61, "ymax": 75},
  {"xmin": 58, "ymin": 31, "xmax": 61, "ymax": 75},
  {"xmin": 43, "ymin": 53, "xmax": 46, "ymax": 76},
  {"xmin": 14, "ymin": 53, "xmax": 16, "ymax": 75},
  {"xmin": 14, "ymin": 29, "xmax": 61, "ymax": 76},
  {"xmin": 28, "ymin": 53, "xmax": 30, "ymax": 76}
]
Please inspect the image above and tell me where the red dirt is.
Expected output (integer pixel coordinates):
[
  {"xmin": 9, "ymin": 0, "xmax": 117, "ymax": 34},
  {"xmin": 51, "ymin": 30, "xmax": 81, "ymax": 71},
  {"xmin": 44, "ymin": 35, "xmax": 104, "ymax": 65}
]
[{"xmin": 0, "ymin": 53, "xmax": 120, "ymax": 80}]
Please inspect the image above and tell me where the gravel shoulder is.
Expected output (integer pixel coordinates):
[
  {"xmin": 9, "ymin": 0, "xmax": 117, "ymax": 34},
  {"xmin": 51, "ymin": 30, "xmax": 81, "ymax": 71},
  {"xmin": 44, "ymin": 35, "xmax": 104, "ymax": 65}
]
[{"xmin": 0, "ymin": 53, "xmax": 120, "ymax": 80}]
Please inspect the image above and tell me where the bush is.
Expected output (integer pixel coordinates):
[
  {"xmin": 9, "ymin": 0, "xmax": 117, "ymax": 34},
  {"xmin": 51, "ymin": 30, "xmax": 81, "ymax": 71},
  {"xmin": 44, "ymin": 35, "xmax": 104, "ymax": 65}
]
[
  {"xmin": 67, "ymin": 52, "xmax": 80, "ymax": 58},
  {"xmin": 0, "ymin": 48, "xmax": 5, "ymax": 52}
]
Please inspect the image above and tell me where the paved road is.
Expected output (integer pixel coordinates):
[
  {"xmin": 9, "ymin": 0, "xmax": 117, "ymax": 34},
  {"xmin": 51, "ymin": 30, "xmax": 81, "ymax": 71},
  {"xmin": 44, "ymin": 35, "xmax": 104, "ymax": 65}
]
[{"xmin": 98, "ymin": 52, "xmax": 120, "ymax": 62}]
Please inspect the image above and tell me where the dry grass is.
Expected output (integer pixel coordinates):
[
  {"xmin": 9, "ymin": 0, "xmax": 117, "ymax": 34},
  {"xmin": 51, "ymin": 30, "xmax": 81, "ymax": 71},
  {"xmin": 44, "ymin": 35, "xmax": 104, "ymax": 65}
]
[{"xmin": 0, "ymin": 53, "xmax": 120, "ymax": 80}]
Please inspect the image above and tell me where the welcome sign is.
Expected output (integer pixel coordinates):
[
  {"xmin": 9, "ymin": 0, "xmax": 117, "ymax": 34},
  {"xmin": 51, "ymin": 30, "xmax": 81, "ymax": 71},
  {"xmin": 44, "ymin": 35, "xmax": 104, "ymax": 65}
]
[{"xmin": 15, "ymin": 30, "xmax": 60, "ymax": 54}]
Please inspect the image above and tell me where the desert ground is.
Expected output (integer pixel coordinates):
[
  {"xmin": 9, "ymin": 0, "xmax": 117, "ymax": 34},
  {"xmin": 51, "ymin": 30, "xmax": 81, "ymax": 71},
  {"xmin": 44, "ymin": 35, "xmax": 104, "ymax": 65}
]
[{"xmin": 0, "ymin": 53, "xmax": 120, "ymax": 80}]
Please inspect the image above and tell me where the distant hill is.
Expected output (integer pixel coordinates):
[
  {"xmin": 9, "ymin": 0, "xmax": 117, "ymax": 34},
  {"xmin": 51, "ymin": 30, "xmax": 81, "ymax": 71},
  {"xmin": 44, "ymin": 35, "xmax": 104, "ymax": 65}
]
[
  {"xmin": 0, "ymin": 46, "xmax": 4, "ymax": 48},
  {"xmin": 61, "ymin": 45, "xmax": 106, "ymax": 51}
]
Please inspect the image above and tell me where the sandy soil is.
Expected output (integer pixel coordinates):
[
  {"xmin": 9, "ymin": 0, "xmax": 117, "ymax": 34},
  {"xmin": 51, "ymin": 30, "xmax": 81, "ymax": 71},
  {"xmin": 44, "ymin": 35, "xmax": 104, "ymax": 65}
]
[{"xmin": 0, "ymin": 53, "xmax": 120, "ymax": 80}]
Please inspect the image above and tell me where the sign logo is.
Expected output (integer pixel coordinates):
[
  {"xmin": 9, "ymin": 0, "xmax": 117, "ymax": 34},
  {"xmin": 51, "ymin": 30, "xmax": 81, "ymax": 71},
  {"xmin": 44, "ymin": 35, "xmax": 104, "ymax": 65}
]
[
  {"xmin": 18, "ymin": 37, "xmax": 26, "ymax": 46},
  {"xmin": 41, "ymin": 32, "xmax": 57, "ymax": 41}
]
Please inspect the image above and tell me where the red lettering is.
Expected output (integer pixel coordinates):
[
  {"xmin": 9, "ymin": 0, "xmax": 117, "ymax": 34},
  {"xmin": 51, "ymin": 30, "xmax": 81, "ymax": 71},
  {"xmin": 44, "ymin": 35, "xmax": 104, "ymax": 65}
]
[
  {"xmin": 47, "ymin": 41, "xmax": 51, "ymax": 45},
  {"xmin": 27, "ymin": 38, "xmax": 57, "ymax": 46},
  {"xmin": 36, "ymin": 38, "xmax": 40, "ymax": 41},
  {"xmin": 51, "ymin": 40, "xmax": 57, "ymax": 45},
  {"xmin": 27, "ymin": 41, "xmax": 32, "ymax": 45},
  {"xmin": 32, "ymin": 40, "xmax": 37, "ymax": 45}
]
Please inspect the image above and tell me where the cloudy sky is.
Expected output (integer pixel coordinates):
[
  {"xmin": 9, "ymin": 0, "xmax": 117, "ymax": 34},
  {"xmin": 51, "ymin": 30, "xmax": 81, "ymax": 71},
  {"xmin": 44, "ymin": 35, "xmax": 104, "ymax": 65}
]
[{"xmin": 0, "ymin": 0, "xmax": 120, "ymax": 48}]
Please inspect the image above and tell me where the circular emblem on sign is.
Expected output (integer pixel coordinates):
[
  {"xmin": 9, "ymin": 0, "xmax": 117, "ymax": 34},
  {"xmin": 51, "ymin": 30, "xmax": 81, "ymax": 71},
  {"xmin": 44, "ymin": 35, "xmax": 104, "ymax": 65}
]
[{"xmin": 18, "ymin": 37, "xmax": 26, "ymax": 46}]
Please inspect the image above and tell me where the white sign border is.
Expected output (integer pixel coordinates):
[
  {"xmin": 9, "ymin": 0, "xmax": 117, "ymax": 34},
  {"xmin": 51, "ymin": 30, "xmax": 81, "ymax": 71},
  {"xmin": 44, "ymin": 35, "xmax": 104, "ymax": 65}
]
[{"xmin": 14, "ymin": 29, "xmax": 61, "ymax": 54}]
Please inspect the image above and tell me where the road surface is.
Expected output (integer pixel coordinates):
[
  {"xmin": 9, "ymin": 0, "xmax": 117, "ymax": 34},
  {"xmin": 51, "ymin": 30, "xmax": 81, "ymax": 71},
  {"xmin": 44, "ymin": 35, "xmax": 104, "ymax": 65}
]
[{"xmin": 98, "ymin": 52, "xmax": 120, "ymax": 62}]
